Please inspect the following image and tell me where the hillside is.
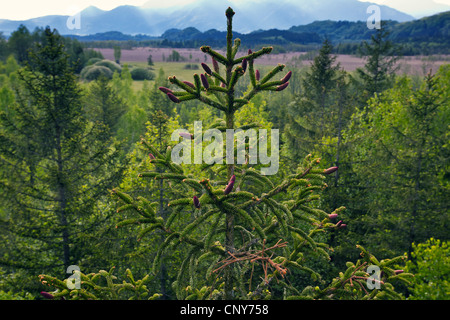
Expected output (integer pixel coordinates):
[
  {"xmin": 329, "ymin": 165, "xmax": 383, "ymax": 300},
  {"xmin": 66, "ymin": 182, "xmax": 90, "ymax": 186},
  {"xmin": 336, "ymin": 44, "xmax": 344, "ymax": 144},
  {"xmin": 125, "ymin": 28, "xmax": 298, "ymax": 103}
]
[
  {"xmin": 0, "ymin": 0, "xmax": 415, "ymax": 36},
  {"xmin": 66, "ymin": 11, "xmax": 449, "ymax": 55}
]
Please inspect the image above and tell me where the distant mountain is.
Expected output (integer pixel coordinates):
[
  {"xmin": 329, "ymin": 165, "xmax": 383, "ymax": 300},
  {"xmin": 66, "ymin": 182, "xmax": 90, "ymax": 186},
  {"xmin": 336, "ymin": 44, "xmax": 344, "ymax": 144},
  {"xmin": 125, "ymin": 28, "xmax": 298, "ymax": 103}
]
[
  {"xmin": 0, "ymin": 0, "xmax": 415, "ymax": 36},
  {"xmin": 65, "ymin": 11, "xmax": 448, "ymax": 56},
  {"xmin": 389, "ymin": 10, "xmax": 450, "ymax": 43},
  {"xmin": 159, "ymin": 27, "xmax": 322, "ymax": 46},
  {"xmin": 289, "ymin": 20, "xmax": 396, "ymax": 42},
  {"xmin": 161, "ymin": 10, "xmax": 449, "ymax": 43}
]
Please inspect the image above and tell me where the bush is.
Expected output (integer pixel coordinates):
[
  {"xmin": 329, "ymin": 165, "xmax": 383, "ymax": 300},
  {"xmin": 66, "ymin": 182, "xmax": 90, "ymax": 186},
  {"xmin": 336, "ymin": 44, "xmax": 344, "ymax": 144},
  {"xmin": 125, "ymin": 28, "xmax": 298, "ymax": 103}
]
[
  {"xmin": 0, "ymin": 290, "xmax": 34, "ymax": 300},
  {"xmin": 130, "ymin": 67, "xmax": 155, "ymax": 81},
  {"xmin": 81, "ymin": 65, "xmax": 113, "ymax": 81},
  {"xmin": 80, "ymin": 65, "xmax": 93, "ymax": 79},
  {"xmin": 183, "ymin": 64, "xmax": 199, "ymax": 70},
  {"xmin": 94, "ymin": 60, "xmax": 122, "ymax": 74},
  {"xmin": 85, "ymin": 57, "xmax": 102, "ymax": 66},
  {"xmin": 405, "ymin": 238, "xmax": 449, "ymax": 300}
]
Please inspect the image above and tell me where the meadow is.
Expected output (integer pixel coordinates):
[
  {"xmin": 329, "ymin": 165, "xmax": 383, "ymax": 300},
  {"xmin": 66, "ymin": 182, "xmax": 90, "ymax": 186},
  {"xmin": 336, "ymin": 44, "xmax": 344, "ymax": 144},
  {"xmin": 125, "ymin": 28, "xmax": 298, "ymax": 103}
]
[
  {"xmin": 96, "ymin": 46, "xmax": 450, "ymax": 92},
  {"xmin": 98, "ymin": 46, "xmax": 449, "ymax": 74}
]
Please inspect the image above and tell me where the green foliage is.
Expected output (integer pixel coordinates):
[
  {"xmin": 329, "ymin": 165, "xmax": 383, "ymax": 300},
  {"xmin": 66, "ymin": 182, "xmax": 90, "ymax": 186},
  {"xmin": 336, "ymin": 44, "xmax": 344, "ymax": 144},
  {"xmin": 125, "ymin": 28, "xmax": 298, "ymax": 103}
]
[
  {"xmin": 0, "ymin": 27, "xmax": 126, "ymax": 291},
  {"xmin": 389, "ymin": 11, "xmax": 450, "ymax": 55},
  {"xmin": 83, "ymin": 48, "xmax": 104, "ymax": 62},
  {"xmin": 342, "ymin": 66, "xmax": 450, "ymax": 258},
  {"xmin": 285, "ymin": 39, "xmax": 341, "ymax": 155},
  {"xmin": 109, "ymin": 7, "xmax": 409, "ymax": 301},
  {"xmin": 355, "ymin": 22, "xmax": 400, "ymax": 102},
  {"xmin": 94, "ymin": 59, "xmax": 122, "ymax": 73},
  {"xmin": 80, "ymin": 59, "xmax": 122, "ymax": 81},
  {"xmin": 0, "ymin": 290, "xmax": 34, "ymax": 300},
  {"xmin": 83, "ymin": 76, "xmax": 128, "ymax": 134},
  {"xmin": 82, "ymin": 65, "xmax": 114, "ymax": 81},
  {"xmin": 39, "ymin": 267, "xmax": 162, "ymax": 300},
  {"xmin": 130, "ymin": 67, "xmax": 155, "ymax": 81},
  {"xmin": 291, "ymin": 245, "xmax": 413, "ymax": 300},
  {"xmin": 183, "ymin": 63, "xmax": 199, "ymax": 70},
  {"xmin": 147, "ymin": 54, "xmax": 154, "ymax": 66},
  {"xmin": 7, "ymin": 24, "xmax": 33, "ymax": 63},
  {"xmin": 0, "ymin": 32, "xmax": 8, "ymax": 61},
  {"xmin": 283, "ymin": 38, "xmax": 354, "ymax": 179},
  {"xmin": 4, "ymin": 7, "xmax": 446, "ymax": 302},
  {"xmin": 85, "ymin": 57, "xmax": 102, "ymax": 66},
  {"xmin": 0, "ymin": 55, "xmax": 20, "ymax": 76},
  {"xmin": 114, "ymin": 46, "xmax": 121, "ymax": 64},
  {"xmin": 166, "ymin": 50, "xmax": 183, "ymax": 62},
  {"xmin": 405, "ymin": 238, "xmax": 449, "ymax": 300}
]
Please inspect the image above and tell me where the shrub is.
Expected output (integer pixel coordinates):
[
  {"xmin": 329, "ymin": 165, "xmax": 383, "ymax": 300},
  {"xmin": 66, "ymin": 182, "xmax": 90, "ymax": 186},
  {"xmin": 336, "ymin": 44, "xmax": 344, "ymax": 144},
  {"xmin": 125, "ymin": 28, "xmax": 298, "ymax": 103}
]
[
  {"xmin": 82, "ymin": 65, "xmax": 113, "ymax": 81},
  {"xmin": 183, "ymin": 63, "xmax": 199, "ymax": 70},
  {"xmin": 80, "ymin": 65, "xmax": 93, "ymax": 79},
  {"xmin": 94, "ymin": 59, "xmax": 122, "ymax": 74},
  {"xmin": 85, "ymin": 57, "xmax": 102, "ymax": 66},
  {"xmin": 405, "ymin": 238, "xmax": 449, "ymax": 300},
  {"xmin": 130, "ymin": 67, "xmax": 155, "ymax": 81},
  {"xmin": 0, "ymin": 290, "xmax": 34, "ymax": 300}
]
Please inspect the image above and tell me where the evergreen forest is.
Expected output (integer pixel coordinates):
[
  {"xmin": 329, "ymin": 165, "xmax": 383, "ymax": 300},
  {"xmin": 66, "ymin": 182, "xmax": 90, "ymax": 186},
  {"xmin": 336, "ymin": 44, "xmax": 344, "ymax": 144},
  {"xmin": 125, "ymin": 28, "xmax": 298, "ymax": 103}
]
[{"xmin": 0, "ymin": 7, "xmax": 448, "ymax": 303}]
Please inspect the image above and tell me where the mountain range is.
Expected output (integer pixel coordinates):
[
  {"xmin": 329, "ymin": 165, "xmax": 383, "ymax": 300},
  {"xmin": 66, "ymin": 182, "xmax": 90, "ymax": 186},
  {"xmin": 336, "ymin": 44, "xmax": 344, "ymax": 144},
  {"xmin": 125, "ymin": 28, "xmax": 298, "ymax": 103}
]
[{"xmin": 0, "ymin": 0, "xmax": 424, "ymax": 37}]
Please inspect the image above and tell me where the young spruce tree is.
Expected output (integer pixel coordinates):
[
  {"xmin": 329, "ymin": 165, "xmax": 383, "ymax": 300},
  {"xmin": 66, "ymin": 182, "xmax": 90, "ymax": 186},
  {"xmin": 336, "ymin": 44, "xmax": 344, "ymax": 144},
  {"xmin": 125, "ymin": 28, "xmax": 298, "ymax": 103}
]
[
  {"xmin": 356, "ymin": 22, "xmax": 399, "ymax": 104},
  {"xmin": 39, "ymin": 9, "xmax": 412, "ymax": 301},
  {"xmin": 0, "ymin": 28, "xmax": 125, "ymax": 285}
]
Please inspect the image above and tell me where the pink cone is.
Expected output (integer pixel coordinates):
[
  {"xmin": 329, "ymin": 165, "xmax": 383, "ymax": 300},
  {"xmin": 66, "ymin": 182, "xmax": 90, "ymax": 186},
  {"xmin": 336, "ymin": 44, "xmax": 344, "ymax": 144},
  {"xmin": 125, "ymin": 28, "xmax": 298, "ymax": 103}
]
[
  {"xmin": 40, "ymin": 291, "xmax": 54, "ymax": 299},
  {"xmin": 281, "ymin": 71, "xmax": 292, "ymax": 83},
  {"xmin": 167, "ymin": 92, "xmax": 180, "ymax": 103},
  {"xmin": 159, "ymin": 87, "xmax": 173, "ymax": 94},
  {"xmin": 324, "ymin": 166, "xmax": 338, "ymax": 175},
  {"xmin": 201, "ymin": 73, "xmax": 209, "ymax": 89},
  {"xmin": 193, "ymin": 196, "xmax": 200, "ymax": 209},
  {"xmin": 201, "ymin": 63, "xmax": 212, "ymax": 75},
  {"xmin": 224, "ymin": 175, "xmax": 236, "ymax": 195},
  {"xmin": 276, "ymin": 82, "xmax": 289, "ymax": 91},
  {"xmin": 183, "ymin": 81, "xmax": 195, "ymax": 89}
]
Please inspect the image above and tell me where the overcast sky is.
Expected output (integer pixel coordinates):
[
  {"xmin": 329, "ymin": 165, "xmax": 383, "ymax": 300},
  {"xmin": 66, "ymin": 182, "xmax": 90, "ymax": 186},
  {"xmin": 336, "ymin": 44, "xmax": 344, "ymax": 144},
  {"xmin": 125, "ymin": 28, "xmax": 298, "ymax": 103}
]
[{"xmin": 1, "ymin": 0, "xmax": 449, "ymax": 20}]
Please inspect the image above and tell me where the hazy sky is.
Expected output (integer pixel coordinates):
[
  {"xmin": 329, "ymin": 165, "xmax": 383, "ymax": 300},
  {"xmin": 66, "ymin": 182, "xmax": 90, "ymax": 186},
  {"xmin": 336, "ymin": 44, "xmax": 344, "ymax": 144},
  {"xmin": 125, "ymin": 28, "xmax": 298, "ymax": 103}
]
[{"xmin": 1, "ymin": 0, "xmax": 449, "ymax": 20}]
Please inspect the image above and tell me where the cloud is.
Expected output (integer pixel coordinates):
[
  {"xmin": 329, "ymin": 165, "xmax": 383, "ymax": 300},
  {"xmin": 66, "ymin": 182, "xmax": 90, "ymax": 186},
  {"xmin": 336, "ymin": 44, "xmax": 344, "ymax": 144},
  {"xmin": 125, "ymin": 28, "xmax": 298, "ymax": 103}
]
[{"xmin": 0, "ymin": 0, "xmax": 147, "ymax": 20}]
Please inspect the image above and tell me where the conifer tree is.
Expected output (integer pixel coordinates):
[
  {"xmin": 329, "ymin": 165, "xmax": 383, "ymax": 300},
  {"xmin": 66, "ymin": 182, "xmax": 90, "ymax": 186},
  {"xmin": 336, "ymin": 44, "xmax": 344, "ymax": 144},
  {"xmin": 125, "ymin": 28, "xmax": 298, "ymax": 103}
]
[
  {"xmin": 356, "ymin": 22, "xmax": 399, "ymax": 103},
  {"xmin": 114, "ymin": 46, "xmax": 121, "ymax": 64},
  {"xmin": 83, "ymin": 75, "xmax": 128, "ymax": 136},
  {"xmin": 284, "ymin": 39, "xmax": 345, "ymax": 164},
  {"xmin": 0, "ymin": 28, "xmax": 125, "ymax": 284},
  {"xmin": 7, "ymin": 24, "xmax": 33, "ymax": 64},
  {"xmin": 343, "ymin": 67, "xmax": 449, "ymax": 259},
  {"xmin": 38, "ymin": 8, "xmax": 412, "ymax": 301},
  {"xmin": 109, "ymin": 8, "xmax": 411, "ymax": 300}
]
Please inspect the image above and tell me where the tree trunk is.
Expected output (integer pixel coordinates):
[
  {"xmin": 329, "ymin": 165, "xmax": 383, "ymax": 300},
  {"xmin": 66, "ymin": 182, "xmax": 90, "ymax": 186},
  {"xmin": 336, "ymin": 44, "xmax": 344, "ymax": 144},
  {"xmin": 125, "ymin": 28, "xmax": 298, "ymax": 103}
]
[
  {"xmin": 224, "ymin": 110, "xmax": 235, "ymax": 299},
  {"xmin": 56, "ymin": 125, "xmax": 70, "ymax": 272}
]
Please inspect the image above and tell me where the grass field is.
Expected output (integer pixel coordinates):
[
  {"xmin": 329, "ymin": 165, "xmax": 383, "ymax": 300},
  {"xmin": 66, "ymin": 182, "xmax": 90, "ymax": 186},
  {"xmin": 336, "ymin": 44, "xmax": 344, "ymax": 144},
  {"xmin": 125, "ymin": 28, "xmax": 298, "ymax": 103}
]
[
  {"xmin": 125, "ymin": 61, "xmax": 213, "ymax": 91},
  {"xmin": 103, "ymin": 47, "xmax": 449, "ymax": 92},
  {"xmin": 124, "ymin": 60, "xmax": 275, "ymax": 92}
]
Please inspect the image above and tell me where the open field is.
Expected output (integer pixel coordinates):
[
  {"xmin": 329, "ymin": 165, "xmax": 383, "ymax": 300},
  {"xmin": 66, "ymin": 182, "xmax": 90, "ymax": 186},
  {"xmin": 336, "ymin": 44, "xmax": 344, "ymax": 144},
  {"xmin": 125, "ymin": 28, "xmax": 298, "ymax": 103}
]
[{"xmin": 96, "ymin": 47, "xmax": 449, "ymax": 77}]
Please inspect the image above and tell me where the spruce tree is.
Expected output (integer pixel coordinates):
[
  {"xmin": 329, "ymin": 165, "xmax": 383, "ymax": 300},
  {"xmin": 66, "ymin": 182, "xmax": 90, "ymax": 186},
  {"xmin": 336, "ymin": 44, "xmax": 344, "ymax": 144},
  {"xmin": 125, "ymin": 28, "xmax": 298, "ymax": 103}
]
[
  {"xmin": 114, "ymin": 46, "xmax": 121, "ymax": 65},
  {"xmin": 7, "ymin": 24, "xmax": 33, "ymax": 64},
  {"xmin": 38, "ymin": 9, "xmax": 413, "ymax": 301},
  {"xmin": 109, "ymin": 8, "xmax": 411, "ymax": 300},
  {"xmin": 0, "ymin": 28, "xmax": 125, "ymax": 284},
  {"xmin": 83, "ymin": 75, "xmax": 128, "ymax": 136},
  {"xmin": 284, "ymin": 39, "xmax": 344, "ymax": 164},
  {"xmin": 356, "ymin": 22, "xmax": 399, "ymax": 103},
  {"xmin": 343, "ymin": 67, "xmax": 449, "ymax": 259}
]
